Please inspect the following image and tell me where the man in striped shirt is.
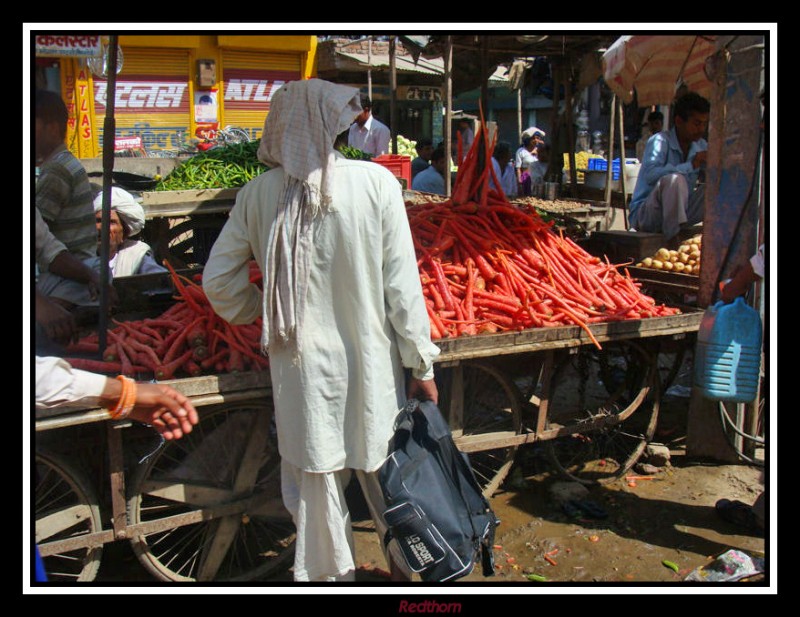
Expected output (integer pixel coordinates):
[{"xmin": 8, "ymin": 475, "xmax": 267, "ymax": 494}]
[{"xmin": 35, "ymin": 89, "xmax": 101, "ymax": 310}]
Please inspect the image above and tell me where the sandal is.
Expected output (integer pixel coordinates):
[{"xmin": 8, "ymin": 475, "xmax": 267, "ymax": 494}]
[{"xmin": 715, "ymin": 499, "xmax": 757, "ymax": 530}]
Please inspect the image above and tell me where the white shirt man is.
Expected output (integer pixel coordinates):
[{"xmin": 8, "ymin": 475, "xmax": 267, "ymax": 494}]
[
  {"xmin": 202, "ymin": 80, "xmax": 439, "ymax": 582},
  {"xmin": 348, "ymin": 97, "xmax": 390, "ymax": 156}
]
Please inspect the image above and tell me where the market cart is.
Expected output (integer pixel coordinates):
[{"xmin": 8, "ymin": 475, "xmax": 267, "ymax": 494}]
[{"xmin": 34, "ymin": 302, "xmax": 702, "ymax": 583}]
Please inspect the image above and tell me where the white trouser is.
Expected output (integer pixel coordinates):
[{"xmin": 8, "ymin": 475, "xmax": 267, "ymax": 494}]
[
  {"xmin": 631, "ymin": 174, "xmax": 705, "ymax": 240},
  {"xmin": 280, "ymin": 460, "xmax": 410, "ymax": 582}
]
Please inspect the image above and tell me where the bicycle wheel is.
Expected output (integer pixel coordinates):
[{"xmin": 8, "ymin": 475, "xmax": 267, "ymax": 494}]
[
  {"xmin": 439, "ymin": 361, "xmax": 523, "ymax": 497},
  {"xmin": 126, "ymin": 401, "xmax": 295, "ymax": 582},
  {"xmin": 221, "ymin": 126, "xmax": 252, "ymax": 144},
  {"xmin": 544, "ymin": 341, "xmax": 660, "ymax": 485},
  {"xmin": 35, "ymin": 450, "xmax": 104, "ymax": 582}
]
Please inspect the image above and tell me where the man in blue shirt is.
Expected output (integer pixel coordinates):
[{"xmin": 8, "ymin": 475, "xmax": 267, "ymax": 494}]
[
  {"xmin": 412, "ymin": 146, "xmax": 447, "ymax": 195},
  {"xmin": 411, "ymin": 138, "xmax": 434, "ymax": 180},
  {"xmin": 629, "ymin": 92, "xmax": 710, "ymax": 241}
]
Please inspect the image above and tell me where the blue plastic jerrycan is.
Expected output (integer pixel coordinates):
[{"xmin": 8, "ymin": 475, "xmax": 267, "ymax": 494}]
[{"xmin": 694, "ymin": 297, "xmax": 763, "ymax": 402}]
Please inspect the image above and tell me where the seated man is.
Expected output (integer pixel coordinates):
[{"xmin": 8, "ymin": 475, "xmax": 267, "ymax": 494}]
[
  {"xmin": 411, "ymin": 146, "xmax": 447, "ymax": 195},
  {"xmin": 411, "ymin": 138, "xmax": 434, "ymax": 180},
  {"xmin": 93, "ymin": 187, "xmax": 166, "ymax": 278},
  {"xmin": 628, "ymin": 92, "xmax": 710, "ymax": 241}
]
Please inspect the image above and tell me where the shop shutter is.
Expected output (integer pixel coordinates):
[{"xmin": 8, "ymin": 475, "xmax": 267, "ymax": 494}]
[
  {"xmin": 220, "ymin": 49, "xmax": 302, "ymax": 138},
  {"xmin": 94, "ymin": 48, "xmax": 192, "ymax": 153}
]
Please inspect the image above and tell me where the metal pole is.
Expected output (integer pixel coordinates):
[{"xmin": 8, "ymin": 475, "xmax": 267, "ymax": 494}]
[
  {"xmin": 98, "ymin": 36, "xmax": 118, "ymax": 355},
  {"xmin": 444, "ymin": 36, "xmax": 453, "ymax": 197}
]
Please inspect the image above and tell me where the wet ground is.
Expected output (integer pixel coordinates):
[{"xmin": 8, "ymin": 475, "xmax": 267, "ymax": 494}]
[{"xmin": 90, "ymin": 392, "xmax": 770, "ymax": 592}]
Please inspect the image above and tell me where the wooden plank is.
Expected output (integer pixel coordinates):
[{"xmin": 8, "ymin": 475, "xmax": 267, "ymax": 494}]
[
  {"xmin": 141, "ymin": 188, "xmax": 239, "ymax": 219},
  {"xmin": 35, "ymin": 371, "xmax": 272, "ymax": 430},
  {"xmin": 435, "ymin": 312, "xmax": 703, "ymax": 362}
]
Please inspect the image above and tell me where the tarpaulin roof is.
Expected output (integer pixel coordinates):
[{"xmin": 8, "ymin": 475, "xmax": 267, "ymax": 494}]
[{"xmin": 602, "ymin": 35, "xmax": 718, "ymax": 106}]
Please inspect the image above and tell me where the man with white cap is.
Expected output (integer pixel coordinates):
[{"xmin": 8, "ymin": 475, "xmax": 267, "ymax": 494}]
[
  {"xmin": 93, "ymin": 187, "xmax": 165, "ymax": 278},
  {"xmin": 203, "ymin": 78, "xmax": 440, "ymax": 582}
]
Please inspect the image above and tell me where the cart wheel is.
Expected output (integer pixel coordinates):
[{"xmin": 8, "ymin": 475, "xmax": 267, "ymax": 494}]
[
  {"xmin": 438, "ymin": 361, "xmax": 523, "ymax": 497},
  {"xmin": 165, "ymin": 215, "xmax": 227, "ymax": 268},
  {"xmin": 543, "ymin": 341, "xmax": 660, "ymax": 485},
  {"xmin": 126, "ymin": 401, "xmax": 295, "ymax": 582},
  {"xmin": 35, "ymin": 450, "xmax": 104, "ymax": 582}
]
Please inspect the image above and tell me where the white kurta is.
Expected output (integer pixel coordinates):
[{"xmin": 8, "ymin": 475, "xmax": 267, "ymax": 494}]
[{"xmin": 203, "ymin": 153, "xmax": 440, "ymax": 473}]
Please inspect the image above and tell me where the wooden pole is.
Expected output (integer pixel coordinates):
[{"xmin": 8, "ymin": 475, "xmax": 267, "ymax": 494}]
[
  {"xmin": 444, "ymin": 36, "xmax": 453, "ymax": 196},
  {"xmin": 367, "ymin": 38, "xmax": 373, "ymax": 101},
  {"xmin": 604, "ymin": 94, "xmax": 616, "ymax": 208},
  {"xmin": 564, "ymin": 64, "xmax": 577, "ymax": 194},
  {"xmin": 480, "ymin": 37, "xmax": 490, "ymax": 125},
  {"xmin": 617, "ymin": 97, "xmax": 628, "ymax": 229},
  {"xmin": 686, "ymin": 35, "xmax": 764, "ymax": 462},
  {"xmin": 390, "ymin": 36, "xmax": 397, "ymax": 155}
]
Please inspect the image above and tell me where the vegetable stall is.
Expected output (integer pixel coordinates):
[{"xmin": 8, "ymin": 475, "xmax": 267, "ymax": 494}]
[{"xmin": 34, "ymin": 118, "xmax": 705, "ymax": 583}]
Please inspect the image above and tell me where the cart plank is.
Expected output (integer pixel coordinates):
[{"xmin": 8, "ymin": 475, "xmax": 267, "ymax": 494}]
[
  {"xmin": 141, "ymin": 188, "xmax": 239, "ymax": 218},
  {"xmin": 435, "ymin": 311, "xmax": 703, "ymax": 363}
]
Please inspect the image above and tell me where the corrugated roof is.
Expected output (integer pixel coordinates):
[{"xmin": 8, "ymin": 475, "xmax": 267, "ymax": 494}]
[{"xmin": 335, "ymin": 50, "xmax": 509, "ymax": 83}]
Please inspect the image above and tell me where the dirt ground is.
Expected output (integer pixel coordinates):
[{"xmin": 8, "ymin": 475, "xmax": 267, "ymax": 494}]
[
  {"xmin": 345, "ymin": 418, "xmax": 768, "ymax": 590},
  {"xmin": 91, "ymin": 391, "xmax": 771, "ymax": 592}
]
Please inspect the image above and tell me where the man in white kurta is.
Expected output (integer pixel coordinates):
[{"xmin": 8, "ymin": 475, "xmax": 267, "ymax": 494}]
[{"xmin": 202, "ymin": 79, "xmax": 440, "ymax": 582}]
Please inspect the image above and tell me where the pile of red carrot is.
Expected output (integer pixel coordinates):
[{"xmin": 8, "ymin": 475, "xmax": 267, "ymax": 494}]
[
  {"xmin": 63, "ymin": 260, "xmax": 268, "ymax": 379},
  {"xmin": 409, "ymin": 120, "xmax": 680, "ymax": 348}
]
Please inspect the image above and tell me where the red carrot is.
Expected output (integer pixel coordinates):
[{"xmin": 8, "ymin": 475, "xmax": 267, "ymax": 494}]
[{"xmin": 155, "ymin": 349, "xmax": 194, "ymax": 380}]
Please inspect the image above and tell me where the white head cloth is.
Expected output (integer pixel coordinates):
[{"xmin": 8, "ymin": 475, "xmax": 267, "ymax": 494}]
[
  {"xmin": 93, "ymin": 187, "xmax": 146, "ymax": 236},
  {"xmin": 256, "ymin": 78, "xmax": 362, "ymax": 359}
]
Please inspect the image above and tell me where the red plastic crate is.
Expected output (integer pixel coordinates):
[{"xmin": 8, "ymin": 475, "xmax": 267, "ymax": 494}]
[{"xmin": 372, "ymin": 154, "xmax": 412, "ymax": 189}]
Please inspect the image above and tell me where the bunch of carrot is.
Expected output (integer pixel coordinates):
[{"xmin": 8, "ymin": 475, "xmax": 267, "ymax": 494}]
[
  {"xmin": 409, "ymin": 119, "xmax": 680, "ymax": 348},
  {"xmin": 63, "ymin": 260, "xmax": 269, "ymax": 379}
]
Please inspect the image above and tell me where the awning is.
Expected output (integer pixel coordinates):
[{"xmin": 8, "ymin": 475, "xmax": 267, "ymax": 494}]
[
  {"xmin": 335, "ymin": 50, "xmax": 509, "ymax": 84},
  {"xmin": 602, "ymin": 35, "xmax": 718, "ymax": 106}
]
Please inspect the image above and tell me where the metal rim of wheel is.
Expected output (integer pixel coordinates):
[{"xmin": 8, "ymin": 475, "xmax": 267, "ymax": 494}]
[
  {"xmin": 126, "ymin": 401, "xmax": 295, "ymax": 582},
  {"xmin": 35, "ymin": 450, "xmax": 104, "ymax": 582},
  {"xmin": 544, "ymin": 341, "xmax": 660, "ymax": 486},
  {"xmin": 442, "ymin": 361, "xmax": 523, "ymax": 498}
]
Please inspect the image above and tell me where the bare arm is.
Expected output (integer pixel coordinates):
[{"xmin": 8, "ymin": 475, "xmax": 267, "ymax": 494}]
[
  {"xmin": 97, "ymin": 379, "xmax": 200, "ymax": 441},
  {"xmin": 720, "ymin": 261, "xmax": 760, "ymax": 304}
]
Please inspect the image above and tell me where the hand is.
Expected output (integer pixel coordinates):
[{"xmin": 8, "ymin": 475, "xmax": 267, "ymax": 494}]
[
  {"xmin": 407, "ymin": 377, "xmax": 439, "ymax": 405},
  {"xmin": 36, "ymin": 291, "xmax": 78, "ymax": 345},
  {"xmin": 128, "ymin": 383, "xmax": 200, "ymax": 440},
  {"xmin": 692, "ymin": 150, "xmax": 708, "ymax": 169}
]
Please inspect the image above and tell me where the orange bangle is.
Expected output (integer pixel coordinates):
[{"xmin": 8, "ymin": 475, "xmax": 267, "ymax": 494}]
[{"xmin": 108, "ymin": 375, "xmax": 137, "ymax": 420}]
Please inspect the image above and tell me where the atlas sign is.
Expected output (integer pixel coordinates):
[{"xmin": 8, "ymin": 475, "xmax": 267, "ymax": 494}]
[
  {"xmin": 94, "ymin": 81, "xmax": 189, "ymax": 112},
  {"xmin": 223, "ymin": 79, "xmax": 284, "ymax": 103}
]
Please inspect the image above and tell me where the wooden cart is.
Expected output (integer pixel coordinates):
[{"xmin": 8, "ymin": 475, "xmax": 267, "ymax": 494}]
[{"xmin": 34, "ymin": 309, "xmax": 701, "ymax": 583}]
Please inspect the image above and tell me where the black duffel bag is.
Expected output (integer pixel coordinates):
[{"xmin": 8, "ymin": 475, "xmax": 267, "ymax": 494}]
[{"xmin": 379, "ymin": 398, "xmax": 499, "ymax": 582}]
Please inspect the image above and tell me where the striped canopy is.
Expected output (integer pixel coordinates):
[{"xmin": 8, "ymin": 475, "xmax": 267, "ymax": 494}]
[{"xmin": 602, "ymin": 35, "xmax": 718, "ymax": 106}]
